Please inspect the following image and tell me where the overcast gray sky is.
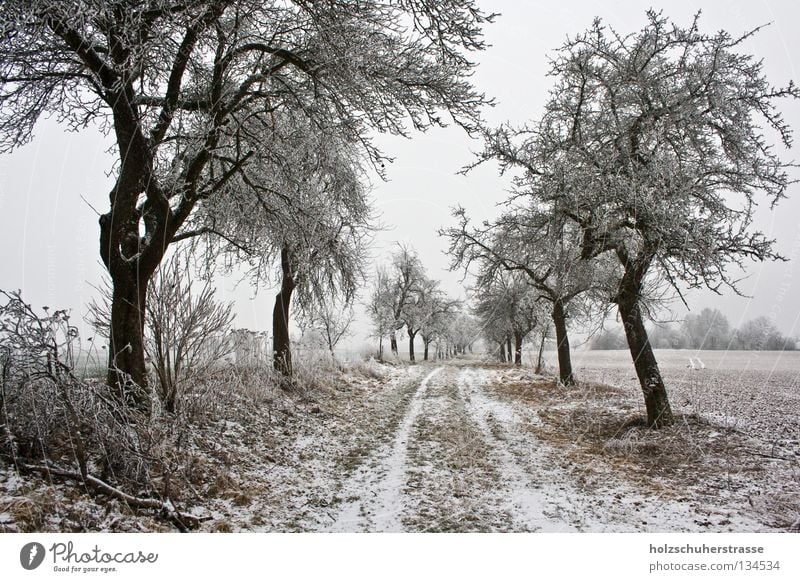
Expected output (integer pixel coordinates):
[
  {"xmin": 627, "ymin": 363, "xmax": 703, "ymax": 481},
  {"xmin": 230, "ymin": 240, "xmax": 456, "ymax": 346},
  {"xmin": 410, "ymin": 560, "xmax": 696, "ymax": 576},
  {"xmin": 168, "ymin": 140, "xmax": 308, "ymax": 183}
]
[{"xmin": 1, "ymin": 0, "xmax": 798, "ymax": 347}]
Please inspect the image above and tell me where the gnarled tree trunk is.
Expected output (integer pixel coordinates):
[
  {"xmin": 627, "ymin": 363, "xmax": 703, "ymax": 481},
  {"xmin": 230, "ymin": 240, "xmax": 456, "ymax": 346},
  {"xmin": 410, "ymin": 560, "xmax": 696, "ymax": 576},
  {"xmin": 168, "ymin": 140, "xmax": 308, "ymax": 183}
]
[
  {"xmin": 498, "ymin": 341, "xmax": 506, "ymax": 362},
  {"xmin": 106, "ymin": 265, "xmax": 152, "ymax": 407},
  {"xmin": 552, "ymin": 298, "xmax": 575, "ymax": 385},
  {"xmin": 513, "ymin": 331, "xmax": 523, "ymax": 365},
  {"xmin": 273, "ymin": 247, "xmax": 296, "ymax": 376},
  {"xmin": 617, "ymin": 257, "xmax": 674, "ymax": 428},
  {"xmin": 408, "ymin": 328, "xmax": 417, "ymax": 362}
]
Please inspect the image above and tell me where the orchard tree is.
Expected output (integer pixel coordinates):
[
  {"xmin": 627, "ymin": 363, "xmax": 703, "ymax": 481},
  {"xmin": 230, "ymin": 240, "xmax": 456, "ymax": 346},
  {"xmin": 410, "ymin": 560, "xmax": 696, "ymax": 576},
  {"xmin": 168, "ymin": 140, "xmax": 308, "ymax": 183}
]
[
  {"xmin": 476, "ymin": 301, "xmax": 512, "ymax": 362},
  {"xmin": 444, "ymin": 206, "xmax": 608, "ymax": 384},
  {"xmin": 202, "ymin": 112, "xmax": 372, "ymax": 375},
  {"xmin": 401, "ymin": 277, "xmax": 458, "ymax": 362},
  {"xmin": 478, "ymin": 11, "xmax": 798, "ymax": 426},
  {"xmin": 367, "ymin": 266, "xmax": 396, "ymax": 360},
  {"xmin": 0, "ymin": 0, "xmax": 494, "ymax": 402},
  {"xmin": 386, "ymin": 245, "xmax": 427, "ymax": 355},
  {"xmin": 419, "ymin": 296, "xmax": 461, "ymax": 361},
  {"xmin": 473, "ymin": 271, "xmax": 543, "ymax": 366},
  {"xmin": 448, "ymin": 312, "xmax": 480, "ymax": 356}
]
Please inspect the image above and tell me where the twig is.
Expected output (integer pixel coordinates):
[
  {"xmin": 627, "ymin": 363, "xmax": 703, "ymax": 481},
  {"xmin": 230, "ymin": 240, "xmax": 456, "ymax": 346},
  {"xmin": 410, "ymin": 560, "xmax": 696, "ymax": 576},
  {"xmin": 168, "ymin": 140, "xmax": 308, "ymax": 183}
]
[
  {"xmin": 19, "ymin": 462, "xmax": 209, "ymax": 531},
  {"xmin": 744, "ymin": 449, "xmax": 795, "ymax": 462}
]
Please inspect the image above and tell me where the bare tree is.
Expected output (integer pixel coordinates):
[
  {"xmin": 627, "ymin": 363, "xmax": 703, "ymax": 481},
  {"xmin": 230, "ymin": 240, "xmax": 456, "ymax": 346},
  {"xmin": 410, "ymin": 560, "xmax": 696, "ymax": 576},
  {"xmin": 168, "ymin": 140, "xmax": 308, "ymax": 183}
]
[
  {"xmin": 682, "ymin": 308, "xmax": 732, "ymax": 350},
  {"xmin": 477, "ymin": 11, "xmax": 798, "ymax": 426},
  {"xmin": 444, "ymin": 207, "xmax": 608, "ymax": 384},
  {"xmin": 733, "ymin": 317, "xmax": 793, "ymax": 351},
  {"xmin": 300, "ymin": 300, "xmax": 355, "ymax": 359},
  {"xmin": 367, "ymin": 266, "xmax": 396, "ymax": 360},
  {"xmin": 400, "ymin": 277, "xmax": 435, "ymax": 362},
  {"xmin": 420, "ymin": 296, "xmax": 461, "ymax": 361},
  {"xmin": 447, "ymin": 312, "xmax": 481, "ymax": 357},
  {"xmin": 386, "ymin": 245, "xmax": 427, "ymax": 355},
  {"xmin": 87, "ymin": 249, "xmax": 235, "ymax": 413},
  {"xmin": 472, "ymin": 271, "xmax": 546, "ymax": 366},
  {"xmin": 0, "ymin": 0, "xmax": 494, "ymax": 401},
  {"xmin": 145, "ymin": 251, "xmax": 234, "ymax": 413}
]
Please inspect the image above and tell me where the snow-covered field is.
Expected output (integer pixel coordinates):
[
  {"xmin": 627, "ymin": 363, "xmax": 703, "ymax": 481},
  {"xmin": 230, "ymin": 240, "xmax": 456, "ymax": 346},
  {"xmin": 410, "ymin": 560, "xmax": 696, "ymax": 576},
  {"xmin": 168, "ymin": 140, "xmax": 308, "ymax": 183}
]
[
  {"xmin": 569, "ymin": 349, "xmax": 800, "ymax": 443},
  {"xmin": 1, "ymin": 352, "xmax": 797, "ymax": 532}
]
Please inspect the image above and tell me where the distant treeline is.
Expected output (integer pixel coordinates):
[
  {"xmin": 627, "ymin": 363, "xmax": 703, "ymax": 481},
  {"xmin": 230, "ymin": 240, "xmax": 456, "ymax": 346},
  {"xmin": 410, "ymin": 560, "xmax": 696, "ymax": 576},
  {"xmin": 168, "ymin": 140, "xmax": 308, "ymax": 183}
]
[{"xmin": 591, "ymin": 308, "xmax": 797, "ymax": 351}]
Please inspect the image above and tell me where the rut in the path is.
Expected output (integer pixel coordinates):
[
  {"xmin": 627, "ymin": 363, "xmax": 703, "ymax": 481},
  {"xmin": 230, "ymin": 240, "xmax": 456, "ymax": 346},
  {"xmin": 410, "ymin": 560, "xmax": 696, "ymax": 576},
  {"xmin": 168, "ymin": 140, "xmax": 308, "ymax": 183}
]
[
  {"xmin": 325, "ymin": 367, "xmax": 442, "ymax": 532},
  {"xmin": 319, "ymin": 362, "xmax": 772, "ymax": 533},
  {"xmin": 401, "ymin": 365, "xmax": 516, "ymax": 531},
  {"xmin": 457, "ymin": 367, "xmax": 576, "ymax": 532}
]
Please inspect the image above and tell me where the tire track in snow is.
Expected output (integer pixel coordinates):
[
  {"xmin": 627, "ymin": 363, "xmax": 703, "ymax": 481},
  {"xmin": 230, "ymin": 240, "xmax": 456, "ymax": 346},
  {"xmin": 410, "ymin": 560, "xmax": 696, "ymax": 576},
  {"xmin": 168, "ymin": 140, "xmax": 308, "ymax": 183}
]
[
  {"xmin": 325, "ymin": 367, "xmax": 443, "ymax": 532},
  {"xmin": 458, "ymin": 366, "xmax": 577, "ymax": 532}
]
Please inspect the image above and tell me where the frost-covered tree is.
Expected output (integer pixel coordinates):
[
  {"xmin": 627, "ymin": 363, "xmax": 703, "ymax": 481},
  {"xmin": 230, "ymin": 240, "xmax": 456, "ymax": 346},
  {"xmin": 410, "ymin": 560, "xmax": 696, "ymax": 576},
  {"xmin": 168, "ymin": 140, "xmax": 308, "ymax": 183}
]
[
  {"xmin": 448, "ymin": 312, "xmax": 481, "ymax": 356},
  {"xmin": 472, "ymin": 271, "xmax": 547, "ymax": 366},
  {"xmin": 299, "ymin": 300, "xmax": 355, "ymax": 359},
  {"xmin": 401, "ymin": 278, "xmax": 459, "ymax": 362},
  {"xmin": 477, "ymin": 11, "xmax": 798, "ymax": 426},
  {"xmin": 87, "ymin": 248, "xmax": 235, "ymax": 413},
  {"xmin": 0, "ymin": 0, "xmax": 494, "ymax": 401},
  {"xmin": 733, "ymin": 316, "xmax": 793, "ymax": 351},
  {"xmin": 367, "ymin": 267, "xmax": 396, "ymax": 360},
  {"xmin": 419, "ymin": 296, "xmax": 461, "ymax": 361},
  {"xmin": 202, "ymin": 112, "xmax": 372, "ymax": 375},
  {"xmin": 444, "ymin": 206, "xmax": 608, "ymax": 383},
  {"xmin": 386, "ymin": 245, "xmax": 427, "ymax": 355}
]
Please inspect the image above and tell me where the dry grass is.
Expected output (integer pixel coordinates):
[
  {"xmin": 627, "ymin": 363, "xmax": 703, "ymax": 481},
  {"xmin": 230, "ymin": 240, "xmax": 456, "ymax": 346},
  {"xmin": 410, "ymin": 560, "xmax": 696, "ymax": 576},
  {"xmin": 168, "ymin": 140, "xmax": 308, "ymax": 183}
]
[
  {"xmin": 490, "ymin": 365, "xmax": 800, "ymax": 530},
  {"xmin": 403, "ymin": 378, "xmax": 513, "ymax": 532},
  {"xmin": 0, "ymin": 348, "xmax": 390, "ymax": 532}
]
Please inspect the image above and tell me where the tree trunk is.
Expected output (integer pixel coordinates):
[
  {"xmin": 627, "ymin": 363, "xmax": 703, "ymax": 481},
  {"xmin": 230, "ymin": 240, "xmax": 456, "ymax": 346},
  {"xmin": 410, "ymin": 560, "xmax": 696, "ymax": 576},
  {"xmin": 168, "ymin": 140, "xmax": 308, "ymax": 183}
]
[
  {"xmin": 378, "ymin": 336, "xmax": 383, "ymax": 360},
  {"xmin": 618, "ymin": 285, "xmax": 674, "ymax": 428},
  {"xmin": 499, "ymin": 341, "xmax": 506, "ymax": 363},
  {"xmin": 423, "ymin": 339, "xmax": 430, "ymax": 361},
  {"xmin": 272, "ymin": 247, "xmax": 296, "ymax": 376},
  {"xmin": 552, "ymin": 298, "xmax": 575, "ymax": 386},
  {"xmin": 106, "ymin": 266, "xmax": 151, "ymax": 408},
  {"xmin": 390, "ymin": 332, "xmax": 398, "ymax": 355},
  {"xmin": 535, "ymin": 332, "xmax": 546, "ymax": 375},
  {"xmin": 514, "ymin": 332, "xmax": 523, "ymax": 365},
  {"xmin": 506, "ymin": 336, "xmax": 512, "ymax": 364},
  {"xmin": 408, "ymin": 329, "xmax": 416, "ymax": 362}
]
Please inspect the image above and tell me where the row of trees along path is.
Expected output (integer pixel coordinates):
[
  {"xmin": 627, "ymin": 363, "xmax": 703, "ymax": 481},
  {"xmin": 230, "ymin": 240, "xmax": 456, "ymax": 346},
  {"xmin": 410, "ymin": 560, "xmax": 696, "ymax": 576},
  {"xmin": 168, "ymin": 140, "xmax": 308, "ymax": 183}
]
[
  {"xmin": 443, "ymin": 11, "xmax": 797, "ymax": 428},
  {"xmin": 368, "ymin": 245, "xmax": 477, "ymax": 362},
  {"xmin": 0, "ymin": 0, "xmax": 495, "ymax": 405}
]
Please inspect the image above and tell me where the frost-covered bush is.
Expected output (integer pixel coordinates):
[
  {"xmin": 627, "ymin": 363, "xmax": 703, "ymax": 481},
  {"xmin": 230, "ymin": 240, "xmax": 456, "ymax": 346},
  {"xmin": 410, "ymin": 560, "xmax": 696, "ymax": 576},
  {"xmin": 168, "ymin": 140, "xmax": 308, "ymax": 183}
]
[{"xmin": 0, "ymin": 289, "xmax": 157, "ymax": 484}]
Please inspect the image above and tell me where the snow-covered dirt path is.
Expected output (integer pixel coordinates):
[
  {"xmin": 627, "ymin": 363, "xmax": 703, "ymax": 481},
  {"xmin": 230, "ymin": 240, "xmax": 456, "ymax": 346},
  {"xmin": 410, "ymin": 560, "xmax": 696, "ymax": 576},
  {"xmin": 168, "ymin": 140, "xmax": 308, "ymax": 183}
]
[
  {"xmin": 317, "ymin": 364, "xmax": 769, "ymax": 532},
  {"xmin": 325, "ymin": 367, "xmax": 442, "ymax": 532}
]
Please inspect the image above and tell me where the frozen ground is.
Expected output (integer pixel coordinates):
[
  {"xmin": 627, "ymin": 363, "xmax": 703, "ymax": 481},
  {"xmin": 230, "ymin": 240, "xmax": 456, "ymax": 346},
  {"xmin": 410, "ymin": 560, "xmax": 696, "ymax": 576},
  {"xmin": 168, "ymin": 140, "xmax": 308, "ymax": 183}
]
[{"xmin": 1, "ymin": 355, "xmax": 797, "ymax": 532}]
